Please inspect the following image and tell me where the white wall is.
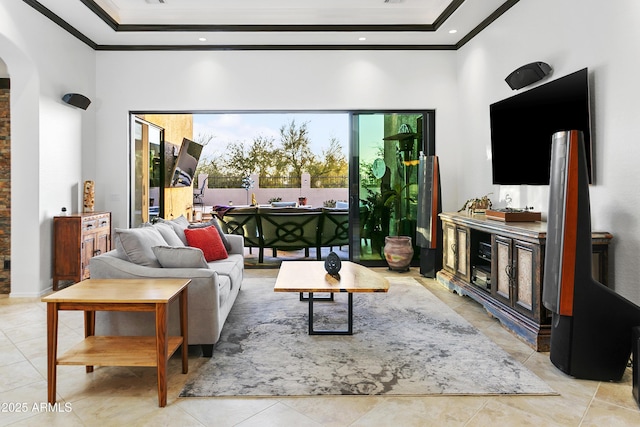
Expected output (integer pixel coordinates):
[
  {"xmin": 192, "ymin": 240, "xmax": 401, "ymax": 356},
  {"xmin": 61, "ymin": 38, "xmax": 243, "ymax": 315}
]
[
  {"xmin": 0, "ymin": 0, "xmax": 96, "ymax": 296},
  {"xmin": 456, "ymin": 0, "xmax": 640, "ymax": 302},
  {"xmin": 94, "ymin": 50, "xmax": 461, "ymax": 230}
]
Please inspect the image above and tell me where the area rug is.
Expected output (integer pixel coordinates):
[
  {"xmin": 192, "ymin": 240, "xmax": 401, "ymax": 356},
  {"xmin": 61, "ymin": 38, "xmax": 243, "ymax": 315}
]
[{"xmin": 180, "ymin": 277, "xmax": 556, "ymax": 397}]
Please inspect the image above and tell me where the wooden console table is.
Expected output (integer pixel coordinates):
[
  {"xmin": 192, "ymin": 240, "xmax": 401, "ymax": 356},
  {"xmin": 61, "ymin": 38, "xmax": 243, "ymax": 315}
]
[
  {"xmin": 436, "ymin": 212, "xmax": 612, "ymax": 351},
  {"xmin": 42, "ymin": 278, "xmax": 190, "ymax": 407}
]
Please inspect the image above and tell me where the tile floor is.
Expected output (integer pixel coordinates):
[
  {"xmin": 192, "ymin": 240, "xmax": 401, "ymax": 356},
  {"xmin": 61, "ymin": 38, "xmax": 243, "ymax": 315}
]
[{"xmin": 0, "ymin": 267, "xmax": 639, "ymax": 426}]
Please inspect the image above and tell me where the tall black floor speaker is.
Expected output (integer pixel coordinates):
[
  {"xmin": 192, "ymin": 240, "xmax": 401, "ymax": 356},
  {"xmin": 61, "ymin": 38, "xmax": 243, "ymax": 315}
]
[
  {"xmin": 542, "ymin": 130, "xmax": 640, "ymax": 381},
  {"xmin": 416, "ymin": 154, "xmax": 442, "ymax": 278}
]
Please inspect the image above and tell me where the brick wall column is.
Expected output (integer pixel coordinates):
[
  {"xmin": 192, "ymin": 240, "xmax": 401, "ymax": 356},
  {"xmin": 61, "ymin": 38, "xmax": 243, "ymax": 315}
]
[{"xmin": 0, "ymin": 78, "xmax": 10, "ymax": 294}]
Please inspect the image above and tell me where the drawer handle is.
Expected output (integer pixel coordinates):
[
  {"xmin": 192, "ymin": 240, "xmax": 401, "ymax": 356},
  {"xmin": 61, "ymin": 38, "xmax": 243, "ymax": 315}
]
[{"xmin": 85, "ymin": 224, "xmax": 93, "ymax": 229}]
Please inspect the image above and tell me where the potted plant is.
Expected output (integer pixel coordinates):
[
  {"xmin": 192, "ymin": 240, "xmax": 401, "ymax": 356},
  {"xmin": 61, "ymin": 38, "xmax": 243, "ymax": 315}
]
[{"xmin": 360, "ymin": 188, "xmax": 395, "ymax": 256}]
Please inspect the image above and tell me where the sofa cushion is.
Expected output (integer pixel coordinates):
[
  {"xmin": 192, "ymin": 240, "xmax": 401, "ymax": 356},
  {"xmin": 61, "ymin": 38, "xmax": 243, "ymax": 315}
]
[
  {"xmin": 207, "ymin": 253, "xmax": 244, "ymax": 289},
  {"xmin": 152, "ymin": 245, "xmax": 208, "ymax": 268},
  {"xmin": 188, "ymin": 217, "xmax": 231, "ymax": 251},
  {"xmin": 157, "ymin": 215, "xmax": 190, "ymax": 244},
  {"xmin": 147, "ymin": 222, "xmax": 185, "ymax": 247},
  {"xmin": 184, "ymin": 226, "xmax": 229, "ymax": 262},
  {"xmin": 115, "ymin": 227, "xmax": 167, "ymax": 267}
]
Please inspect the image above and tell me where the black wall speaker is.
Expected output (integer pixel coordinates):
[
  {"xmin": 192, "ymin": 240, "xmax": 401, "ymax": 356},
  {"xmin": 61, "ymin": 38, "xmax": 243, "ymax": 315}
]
[
  {"xmin": 505, "ymin": 62, "xmax": 552, "ymax": 90},
  {"xmin": 543, "ymin": 130, "xmax": 640, "ymax": 381},
  {"xmin": 62, "ymin": 93, "xmax": 91, "ymax": 110}
]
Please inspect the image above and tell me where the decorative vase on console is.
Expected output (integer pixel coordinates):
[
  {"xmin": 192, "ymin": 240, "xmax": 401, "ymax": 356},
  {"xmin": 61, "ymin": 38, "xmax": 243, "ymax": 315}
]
[
  {"xmin": 83, "ymin": 180, "xmax": 95, "ymax": 213},
  {"xmin": 384, "ymin": 236, "xmax": 413, "ymax": 272}
]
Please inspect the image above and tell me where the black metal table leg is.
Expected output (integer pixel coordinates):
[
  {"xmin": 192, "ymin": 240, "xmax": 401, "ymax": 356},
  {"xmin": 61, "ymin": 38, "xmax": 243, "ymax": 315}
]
[
  {"xmin": 308, "ymin": 292, "xmax": 353, "ymax": 335},
  {"xmin": 300, "ymin": 292, "xmax": 333, "ymax": 301}
]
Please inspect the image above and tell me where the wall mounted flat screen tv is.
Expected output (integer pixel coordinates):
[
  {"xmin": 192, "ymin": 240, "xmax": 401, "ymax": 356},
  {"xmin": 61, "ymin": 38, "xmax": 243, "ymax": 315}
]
[
  {"xmin": 169, "ymin": 137, "xmax": 203, "ymax": 187},
  {"xmin": 490, "ymin": 68, "xmax": 592, "ymax": 185}
]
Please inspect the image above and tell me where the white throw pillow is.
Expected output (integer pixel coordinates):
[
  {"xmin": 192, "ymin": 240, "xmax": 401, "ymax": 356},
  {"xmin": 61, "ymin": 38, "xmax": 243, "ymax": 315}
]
[
  {"xmin": 149, "ymin": 222, "xmax": 185, "ymax": 247},
  {"xmin": 115, "ymin": 227, "xmax": 167, "ymax": 267},
  {"xmin": 157, "ymin": 215, "xmax": 190, "ymax": 244},
  {"xmin": 152, "ymin": 246, "xmax": 208, "ymax": 269}
]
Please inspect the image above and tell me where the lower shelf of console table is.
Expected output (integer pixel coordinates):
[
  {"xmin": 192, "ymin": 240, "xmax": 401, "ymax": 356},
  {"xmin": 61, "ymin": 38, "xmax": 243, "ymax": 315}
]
[{"xmin": 437, "ymin": 269, "xmax": 551, "ymax": 351}]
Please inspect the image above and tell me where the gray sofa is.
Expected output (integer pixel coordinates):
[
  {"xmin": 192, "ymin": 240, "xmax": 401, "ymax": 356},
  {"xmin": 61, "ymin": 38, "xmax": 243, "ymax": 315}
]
[{"xmin": 89, "ymin": 216, "xmax": 244, "ymax": 357}]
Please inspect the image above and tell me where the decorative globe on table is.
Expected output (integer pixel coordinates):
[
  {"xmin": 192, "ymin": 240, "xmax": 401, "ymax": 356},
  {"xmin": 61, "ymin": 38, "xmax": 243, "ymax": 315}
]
[
  {"xmin": 384, "ymin": 236, "xmax": 414, "ymax": 272},
  {"xmin": 324, "ymin": 251, "xmax": 342, "ymax": 277}
]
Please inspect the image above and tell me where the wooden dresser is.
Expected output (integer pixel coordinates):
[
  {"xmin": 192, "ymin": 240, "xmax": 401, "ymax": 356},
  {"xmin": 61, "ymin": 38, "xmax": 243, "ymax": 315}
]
[
  {"xmin": 52, "ymin": 212, "xmax": 111, "ymax": 290},
  {"xmin": 436, "ymin": 212, "xmax": 612, "ymax": 351}
]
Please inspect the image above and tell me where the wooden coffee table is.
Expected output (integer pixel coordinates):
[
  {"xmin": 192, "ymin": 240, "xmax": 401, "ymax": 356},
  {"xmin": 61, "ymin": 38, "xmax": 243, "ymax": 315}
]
[
  {"xmin": 42, "ymin": 278, "xmax": 190, "ymax": 407},
  {"xmin": 274, "ymin": 261, "xmax": 389, "ymax": 335}
]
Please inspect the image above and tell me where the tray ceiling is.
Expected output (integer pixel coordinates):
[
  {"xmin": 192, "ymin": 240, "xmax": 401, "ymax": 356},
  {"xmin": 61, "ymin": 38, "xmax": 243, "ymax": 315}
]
[{"xmin": 25, "ymin": 0, "xmax": 520, "ymax": 50}]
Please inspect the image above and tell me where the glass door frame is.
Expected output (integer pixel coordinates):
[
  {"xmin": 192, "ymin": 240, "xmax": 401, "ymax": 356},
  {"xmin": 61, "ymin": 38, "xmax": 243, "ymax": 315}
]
[
  {"xmin": 348, "ymin": 110, "xmax": 436, "ymax": 267},
  {"xmin": 130, "ymin": 116, "xmax": 166, "ymax": 227}
]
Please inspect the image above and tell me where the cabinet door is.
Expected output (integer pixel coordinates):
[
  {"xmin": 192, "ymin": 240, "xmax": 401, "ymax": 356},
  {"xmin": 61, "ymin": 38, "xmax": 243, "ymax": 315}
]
[
  {"xmin": 443, "ymin": 222, "xmax": 457, "ymax": 273},
  {"xmin": 493, "ymin": 235, "xmax": 512, "ymax": 305},
  {"xmin": 95, "ymin": 230, "xmax": 110, "ymax": 257},
  {"xmin": 455, "ymin": 226, "xmax": 470, "ymax": 281},
  {"xmin": 512, "ymin": 240, "xmax": 538, "ymax": 318},
  {"xmin": 81, "ymin": 233, "xmax": 95, "ymax": 280}
]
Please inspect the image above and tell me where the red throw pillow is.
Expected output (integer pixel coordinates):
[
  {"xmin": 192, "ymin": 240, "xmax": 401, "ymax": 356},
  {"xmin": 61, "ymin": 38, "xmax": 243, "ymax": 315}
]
[{"xmin": 184, "ymin": 226, "xmax": 228, "ymax": 262}]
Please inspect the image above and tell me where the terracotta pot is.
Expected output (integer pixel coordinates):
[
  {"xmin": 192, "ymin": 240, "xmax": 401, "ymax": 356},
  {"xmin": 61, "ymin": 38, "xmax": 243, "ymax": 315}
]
[{"xmin": 384, "ymin": 236, "xmax": 414, "ymax": 272}]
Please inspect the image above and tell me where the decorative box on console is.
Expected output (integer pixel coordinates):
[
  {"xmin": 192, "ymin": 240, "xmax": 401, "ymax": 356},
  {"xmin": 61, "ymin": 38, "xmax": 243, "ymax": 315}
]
[{"xmin": 486, "ymin": 209, "xmax": 541, "ymax": 222}]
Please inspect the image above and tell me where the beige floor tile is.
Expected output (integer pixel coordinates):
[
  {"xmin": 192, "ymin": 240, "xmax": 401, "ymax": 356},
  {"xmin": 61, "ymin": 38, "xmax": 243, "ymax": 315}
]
[
  {"xmin": 467, "ymin": 398, "xmax": 574, "ymax": 427},
  {"xmin": 177, "ymin": 397, "xmax": 280, "ymax": 427},
  {"xmin": 580, "ymin": 398, "xmax": 640, "ymax": 427},
  {"xmin": 127, "ymin": 403, "xmax": 206, "ymax": 427},
  {"xmin": 0, "ymin": 360, "xmax": 43, "ymax": 394},
  {"xmin": 351, "ymin": 395, "xmax": 489, "ymax": 427},
  {"xmin": 2, "ymin": 407, "xmax": 85, "ymax": 427},
  {"xmin": 68, "ymin": 395, "xmax": 162, "ymax": 426},
  {"xmin": 0, "ymin": 342, "xmax": 27, "ymax": 367},
  {"xmin": 594, "ymin": 368, "xmax": 640, "ymax": 412},
  {"xmin": 235, "ymin": 401, "xmax": 323, "ymax": 427},
  {"xmin": 279, "ymin": 395, "xmax": 384, "ymax": 427}
]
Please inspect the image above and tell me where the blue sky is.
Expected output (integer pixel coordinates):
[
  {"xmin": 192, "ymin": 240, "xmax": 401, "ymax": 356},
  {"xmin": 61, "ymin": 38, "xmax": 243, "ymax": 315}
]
[{"xmin": 193, "ymin": 113, "xmax": 350, "ymax": 162}]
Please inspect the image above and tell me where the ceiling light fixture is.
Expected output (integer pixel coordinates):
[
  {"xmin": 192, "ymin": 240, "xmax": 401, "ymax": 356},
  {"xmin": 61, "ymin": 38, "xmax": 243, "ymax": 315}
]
[
  {"xmin": 359, "ymin": 37, "xmax": 367, "ymax": 41},
  {"xmin": 198, "ymin": 37, "xmax": 207, "ymax": 42},
  {"xmin": 449, "ymin": 29, "xmax": 458, "ymax": 34}
]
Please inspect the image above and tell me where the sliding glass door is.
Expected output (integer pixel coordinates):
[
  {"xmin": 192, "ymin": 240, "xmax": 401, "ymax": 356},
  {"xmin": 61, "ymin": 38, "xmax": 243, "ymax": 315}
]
[
  {"xmin": 131, "ymin": 116, "xmax": 164, "ymax": 227},
  {"xmin": 350, "ymin": 112, "xmax": 435, "ymax": 266}
]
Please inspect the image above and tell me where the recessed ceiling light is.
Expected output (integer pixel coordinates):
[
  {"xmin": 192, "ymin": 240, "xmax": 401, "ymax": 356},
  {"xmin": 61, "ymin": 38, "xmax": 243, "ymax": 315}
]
[
  {"xmin": 198, "ymin": 37, "xmax": 207, "ymax": 42},
  {"xmin": 359, "ymin": 37, "xmax": 367, "ymax": 41},
  {"xmin": 449, "ymin": 29, "xmax": 458, "ymax": 34}
]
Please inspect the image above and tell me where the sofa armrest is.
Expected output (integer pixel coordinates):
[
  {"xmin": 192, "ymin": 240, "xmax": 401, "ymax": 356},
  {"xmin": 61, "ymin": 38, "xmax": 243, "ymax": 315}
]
[{"xmin": 225, "ymin": 233, "xmax": 244, "ymax": 255}]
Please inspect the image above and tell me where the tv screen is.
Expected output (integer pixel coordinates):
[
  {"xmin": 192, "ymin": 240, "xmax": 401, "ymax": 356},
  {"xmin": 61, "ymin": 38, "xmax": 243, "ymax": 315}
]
[
  {"xmin": 490, "ymin": 68, "xmax": 592, "ymax": 185},
  {"xmin": 169, "ymin": 137, "xmax": 203, "ymax": 187}
]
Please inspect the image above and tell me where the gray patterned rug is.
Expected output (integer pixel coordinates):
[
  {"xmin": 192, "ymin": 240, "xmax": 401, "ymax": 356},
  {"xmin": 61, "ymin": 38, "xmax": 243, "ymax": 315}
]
[{"xmin": 180, "ymin": 277, "xmax": 555, "ymax": 397}]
